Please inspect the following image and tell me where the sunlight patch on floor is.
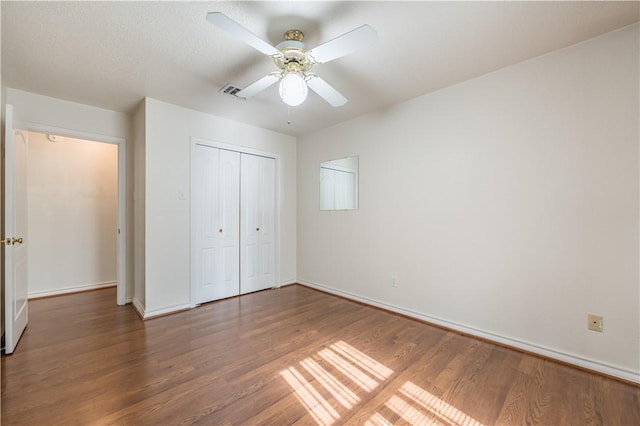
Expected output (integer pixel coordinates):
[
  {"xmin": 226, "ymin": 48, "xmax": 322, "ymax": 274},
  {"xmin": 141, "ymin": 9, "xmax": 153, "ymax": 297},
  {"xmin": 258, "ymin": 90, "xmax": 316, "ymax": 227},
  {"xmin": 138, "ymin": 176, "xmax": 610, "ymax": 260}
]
[
  {"xmin": 281, "ymin": 340, "xmax": 482, "ymax": 426},
  {"xmin": 281, "ymin": 367, "xmax": 340, "ymax": 426},
  {"xmin": 280, "ymin": 340, "xmax": 389, "ymax": 425},
  {"xmin": 319, "ymin": 347, "xmax": 380, "ymax": 392},
  {"xmin": 300, "ymin": 358, "xmax": 360, "ymax": 409},
  {"xmin": 332, "ymin": 340, "xmax": 393, "ymax": 380},
  {"xmin": 399, "ymin": 381, "xmax": 483, "ymax": 426},
  {"xmin": 364, "ymin": 412, "xmax": 393, "ymax": 426},
  {"xmin": 386, "ymin": 394, "xmax": 446, "ymax": 425}
]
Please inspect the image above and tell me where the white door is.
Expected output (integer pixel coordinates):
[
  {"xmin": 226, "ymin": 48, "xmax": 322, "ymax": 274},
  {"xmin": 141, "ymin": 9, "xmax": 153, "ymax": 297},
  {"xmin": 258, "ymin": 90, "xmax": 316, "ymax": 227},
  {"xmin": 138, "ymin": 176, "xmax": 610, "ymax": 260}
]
[
  {"xmin": 4, "ymin": 105, "xmax": 29, "ymax": 354},
  {"xmin": 192, "ymin": 145, "xmax": 240, "ymax": 304},
  {"xmin": 217, "ymin": 149, "xmax": 241, "ymax": 297},
  {"xmin": 240, "ymin": 154, "xmax": 275, "ymax": 294}
]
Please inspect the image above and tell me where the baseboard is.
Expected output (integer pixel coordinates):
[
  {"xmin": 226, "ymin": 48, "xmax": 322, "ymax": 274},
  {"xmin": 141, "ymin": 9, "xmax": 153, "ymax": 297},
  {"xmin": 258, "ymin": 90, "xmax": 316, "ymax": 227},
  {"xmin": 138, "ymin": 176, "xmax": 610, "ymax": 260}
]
[
  {"xmin": 28, "ymin": 282, "xmax": 117, "ymax": 299},
  {"xmin": 277, "ymin": 279, "xmax": 297, "ymax": 288},
  {"xmin": 297, "ymin": 280, "xmax": 639, "ymax": 384},
  {"xmin": 132, "ymin": 297, "xmax": 146, "ymax": 319},
  {"xmin": 134, "ymin": 301, "xmax": 192, "ymax": 320}
]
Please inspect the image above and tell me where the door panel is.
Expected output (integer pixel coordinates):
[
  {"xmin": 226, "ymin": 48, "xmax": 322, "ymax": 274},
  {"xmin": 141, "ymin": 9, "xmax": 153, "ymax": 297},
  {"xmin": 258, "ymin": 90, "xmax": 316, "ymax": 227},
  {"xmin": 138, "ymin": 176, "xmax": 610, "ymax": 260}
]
[
  {"xmin": 193, "ymin": 145, "xmax": 219, "ymax": 303},
  {"xmin": 240, "ymin": 154, "xmax": 275, "ymax": 294},
  {"xmin": 218, "ymin": 150, "xmax": 240, "ymax": 294},
  {"xmin": 259, "ymin": 156, "xmax": 276, "ymax": 287},
  {"xmin": 261, "ymin": 242, "xmax": 274, "ymax": 275},
  {"xmin": 222, "ymin": 246, "xmax": 235, "ymax": 282},
  {"xmin": 202, "ymin": 153, "xmax": 219, "ymax": 241},
  {"xmin": 241, "ymin": 154, "xmax": 259, "ymax": 293},
  {"xmin": 192, "ymin": 145, "xmax": 240, "ymax": 304},
  {"xmin": 4, "ymin": 105, "xmax": 29, "ymax": 354},
  {"xmin": 202, "ymin": 247, "xmax": 216, "ymax": 288}
]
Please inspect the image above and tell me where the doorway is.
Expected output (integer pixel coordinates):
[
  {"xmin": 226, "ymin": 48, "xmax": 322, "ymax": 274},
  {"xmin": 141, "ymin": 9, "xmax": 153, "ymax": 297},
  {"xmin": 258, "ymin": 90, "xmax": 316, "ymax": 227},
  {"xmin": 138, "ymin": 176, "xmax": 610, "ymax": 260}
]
[
  {"xmin": 25, "ymin": 129, "xmax": 126, "ymax": 304},
  {"xmin": 3, "ymin": 110, "xmax": 127, "ymax": 354}
]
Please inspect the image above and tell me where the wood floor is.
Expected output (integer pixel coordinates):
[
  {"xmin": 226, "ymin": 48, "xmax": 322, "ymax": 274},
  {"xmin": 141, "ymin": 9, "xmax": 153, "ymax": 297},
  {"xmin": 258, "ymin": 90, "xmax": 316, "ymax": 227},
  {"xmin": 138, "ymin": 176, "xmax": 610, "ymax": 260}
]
[{"xmin": 2, "ymin": 286, "xmax": 638, "ymax": 425}]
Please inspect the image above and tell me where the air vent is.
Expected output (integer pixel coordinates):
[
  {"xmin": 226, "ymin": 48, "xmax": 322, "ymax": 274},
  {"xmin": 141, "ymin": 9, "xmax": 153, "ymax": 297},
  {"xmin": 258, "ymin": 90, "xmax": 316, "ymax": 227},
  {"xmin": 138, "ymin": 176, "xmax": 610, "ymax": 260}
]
[{"xmin": 219, "ymin": 84, "xmax": 245, "ymax": 99}]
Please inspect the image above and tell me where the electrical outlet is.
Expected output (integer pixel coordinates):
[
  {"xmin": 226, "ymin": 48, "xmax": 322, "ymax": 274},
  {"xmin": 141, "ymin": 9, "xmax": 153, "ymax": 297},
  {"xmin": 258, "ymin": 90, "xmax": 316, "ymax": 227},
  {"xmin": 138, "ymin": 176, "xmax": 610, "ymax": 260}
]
[
  {"xmin": 391, "ymin": 276, "xmax": 397, "ymax": 287},
  {"xmin": 587, "ymin": 314, "xmax": 603, "ymax": 332}
]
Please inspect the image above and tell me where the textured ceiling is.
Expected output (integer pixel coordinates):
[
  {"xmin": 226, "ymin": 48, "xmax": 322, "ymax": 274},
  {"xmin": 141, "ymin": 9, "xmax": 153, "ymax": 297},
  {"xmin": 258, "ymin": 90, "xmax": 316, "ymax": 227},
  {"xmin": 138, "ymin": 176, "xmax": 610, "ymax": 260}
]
[{"xmin": 2, "ymin": 1, "xmax": 638, "ymax": 137}]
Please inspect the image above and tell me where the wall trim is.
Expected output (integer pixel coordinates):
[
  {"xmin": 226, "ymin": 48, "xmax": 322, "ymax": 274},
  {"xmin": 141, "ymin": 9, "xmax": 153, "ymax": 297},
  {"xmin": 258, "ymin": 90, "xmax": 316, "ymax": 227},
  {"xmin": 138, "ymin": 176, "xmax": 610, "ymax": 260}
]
[
  {"xmin": 25, "ymin": 123, "xmax": 125, "ymax": 145},
  {"xmin": 28, "ymin": 282, "xmax": 117, "ymax": 300},
  {"xmin": 138, "ymin": 302, "xmax": 192, "ymax": 320},
  {"xmin": 132, "ymin": 297, "xmax": 146, "ymax": 319},
  {"xmin": 277, "ymin": 280, "xmax": 297, "ymax": 288},
  {"xmin": 297, "ymin": 280, "xmax": 640, "ymax": 384}
]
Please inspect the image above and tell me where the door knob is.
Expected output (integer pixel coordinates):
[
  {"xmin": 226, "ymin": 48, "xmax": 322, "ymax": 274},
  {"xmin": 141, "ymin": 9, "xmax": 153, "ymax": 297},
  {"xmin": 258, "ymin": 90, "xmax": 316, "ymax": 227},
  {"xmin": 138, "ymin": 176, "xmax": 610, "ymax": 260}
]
[
  {"xmin": 12, "ymin": 237, "xmax": 23, "ymax": 244},
  {"xmin": 219, "ymin": 229, "xmax": 223, "ymax": 233},
  {"xmin": 256, "ymin": 227, "xmax": 260, "ymax": 231}
]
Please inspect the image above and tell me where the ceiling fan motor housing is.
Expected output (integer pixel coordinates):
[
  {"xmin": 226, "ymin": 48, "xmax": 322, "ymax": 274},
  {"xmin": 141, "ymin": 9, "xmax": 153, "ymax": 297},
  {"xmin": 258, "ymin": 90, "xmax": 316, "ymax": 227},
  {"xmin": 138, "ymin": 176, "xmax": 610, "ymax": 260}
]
[
  {"xmin": 274, "ymin": 30, "xmax": 314, "ymax": 74},
  {"xmin": 284, "ymin": 29, "xmax": 304, "ymax": 42}
]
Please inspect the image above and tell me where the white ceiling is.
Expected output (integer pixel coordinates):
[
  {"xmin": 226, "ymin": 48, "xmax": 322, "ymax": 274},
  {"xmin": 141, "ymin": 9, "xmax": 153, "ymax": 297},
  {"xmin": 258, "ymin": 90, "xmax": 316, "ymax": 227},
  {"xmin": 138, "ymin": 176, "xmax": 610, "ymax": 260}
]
[{"xmin": 2, "ymin": 1, "xmax": 638, "ymax": 137}]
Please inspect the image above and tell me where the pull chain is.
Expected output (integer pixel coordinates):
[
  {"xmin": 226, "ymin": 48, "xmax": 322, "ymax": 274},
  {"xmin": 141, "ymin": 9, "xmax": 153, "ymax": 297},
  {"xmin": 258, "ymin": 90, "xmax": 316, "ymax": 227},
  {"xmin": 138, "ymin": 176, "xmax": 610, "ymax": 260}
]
[{"xmin": 287, "ymin": 106, "xmax": 292, "ymax": 125}]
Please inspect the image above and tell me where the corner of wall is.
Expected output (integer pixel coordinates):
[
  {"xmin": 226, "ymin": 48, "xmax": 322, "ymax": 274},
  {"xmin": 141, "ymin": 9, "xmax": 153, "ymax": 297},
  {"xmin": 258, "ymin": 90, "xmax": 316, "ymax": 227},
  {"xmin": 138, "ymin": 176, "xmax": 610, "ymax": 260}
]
[
  {"xmin": 132, "ymin": 297, "xmax": 146, "ymax": 320},
  {"xmin": 133, "ymin": 98, "xmax": 146, "ymax": 306}
]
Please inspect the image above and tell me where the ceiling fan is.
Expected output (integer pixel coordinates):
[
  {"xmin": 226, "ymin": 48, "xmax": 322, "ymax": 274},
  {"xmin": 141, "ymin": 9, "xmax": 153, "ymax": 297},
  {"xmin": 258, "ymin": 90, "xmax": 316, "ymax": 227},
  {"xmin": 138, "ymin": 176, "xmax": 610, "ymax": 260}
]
[{"xmin": 206, "ymin": 12, "xmax": 378, "ymax": 107}]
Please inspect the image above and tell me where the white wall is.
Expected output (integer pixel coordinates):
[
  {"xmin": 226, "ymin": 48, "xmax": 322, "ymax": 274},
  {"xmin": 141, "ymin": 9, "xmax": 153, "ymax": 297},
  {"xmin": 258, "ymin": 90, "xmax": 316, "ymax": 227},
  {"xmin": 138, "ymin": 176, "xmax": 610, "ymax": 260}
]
[
  {"xmin": 297, "ymin": 24, "xmax": 639, "ymax": 381},
  {"xmin": 141, "ymin": 98, "xmax": 296, "ymax": 315},
  {"xmin": 27, "ymin": 131, "xmax": 118, "ymax": 297},
  {"xmin": 4, "ymin": 88, "xmax": 134, "ymax": 300}
]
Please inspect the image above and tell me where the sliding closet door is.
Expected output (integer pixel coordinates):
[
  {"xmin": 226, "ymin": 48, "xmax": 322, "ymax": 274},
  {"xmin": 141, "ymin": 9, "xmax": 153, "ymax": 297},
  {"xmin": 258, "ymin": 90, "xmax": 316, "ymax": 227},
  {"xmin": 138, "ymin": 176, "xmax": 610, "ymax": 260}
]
[
  {"xmin": 240, "ymin": 154, "xmax": 276, "ymax": 294},
  {"xmin": 218, "ymin": 149, "xmax": 241, "ymax": 296},
  {"xmin": 192, "ymin": 145, "xmax": 240, "ymax": 304}
]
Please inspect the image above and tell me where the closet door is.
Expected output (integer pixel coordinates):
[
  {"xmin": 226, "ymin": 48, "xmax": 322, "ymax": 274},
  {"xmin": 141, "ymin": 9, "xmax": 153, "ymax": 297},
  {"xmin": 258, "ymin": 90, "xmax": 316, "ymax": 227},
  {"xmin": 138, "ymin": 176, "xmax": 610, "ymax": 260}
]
[
  {"xmin": 193, "ymin": 145, "xmax": 240, "ymax": 304},
  {"xmin": 240, "ymin": 154, "xmax": 275, "ymax": 294}
]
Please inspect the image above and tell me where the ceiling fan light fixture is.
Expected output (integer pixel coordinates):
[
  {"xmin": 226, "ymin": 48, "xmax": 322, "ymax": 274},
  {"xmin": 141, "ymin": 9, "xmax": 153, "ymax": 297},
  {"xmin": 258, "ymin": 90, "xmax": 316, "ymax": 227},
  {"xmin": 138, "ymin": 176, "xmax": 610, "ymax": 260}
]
[
  {"xmin": 207, "ymin": 13, "xmax": 377, "ymax": 107},
  {"xmin": 279, "ymin": 71, "xmax": 308, "ymax": 107}
]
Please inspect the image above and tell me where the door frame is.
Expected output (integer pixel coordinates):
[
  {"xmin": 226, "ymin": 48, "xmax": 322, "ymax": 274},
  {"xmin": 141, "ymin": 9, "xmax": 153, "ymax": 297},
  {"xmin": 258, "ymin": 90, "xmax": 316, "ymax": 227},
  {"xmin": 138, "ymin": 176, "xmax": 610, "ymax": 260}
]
[
  {"xmin": 190, "ymin": 137, "xmax": 280, "ymax": 308},
  {"xmin": 24, "ymin": 123, "xmax": 128, "ymax": 306}
]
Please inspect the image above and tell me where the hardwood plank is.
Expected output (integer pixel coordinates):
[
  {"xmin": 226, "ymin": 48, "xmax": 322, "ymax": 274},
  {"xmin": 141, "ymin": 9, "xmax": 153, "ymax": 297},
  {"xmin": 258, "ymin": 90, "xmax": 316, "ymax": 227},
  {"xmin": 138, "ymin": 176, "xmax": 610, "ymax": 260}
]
[{"xmin": 2, "ymin": 285, "xmax": 638, "ymax": 425}]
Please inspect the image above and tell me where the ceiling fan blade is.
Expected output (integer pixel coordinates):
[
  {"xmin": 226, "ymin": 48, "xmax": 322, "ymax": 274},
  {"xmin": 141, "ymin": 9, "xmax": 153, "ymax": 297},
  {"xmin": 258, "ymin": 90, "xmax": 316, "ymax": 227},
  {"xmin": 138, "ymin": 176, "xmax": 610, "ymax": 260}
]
[
  {"xmin": 307, "ymin": 76, "xmax": 347, "ymax": 107},
  {"xmin": 206, "ymin": 12, "xmax": 280, "ymax": 57},
  {"xmin": 237, "ymin": 73, "xmax": 281, "ymax": 98},
  {"xmin": 308, "ymin": 25, "xmax": 377, "ymax": 64}
]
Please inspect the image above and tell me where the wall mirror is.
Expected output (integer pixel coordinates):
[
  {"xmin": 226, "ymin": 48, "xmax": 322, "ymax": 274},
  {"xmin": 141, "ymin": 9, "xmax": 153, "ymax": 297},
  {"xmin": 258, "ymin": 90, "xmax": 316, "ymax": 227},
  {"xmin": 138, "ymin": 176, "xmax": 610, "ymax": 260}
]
[{"xmin": 320, "ymin": 156, "xmax": 359, "ymax": 210}]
